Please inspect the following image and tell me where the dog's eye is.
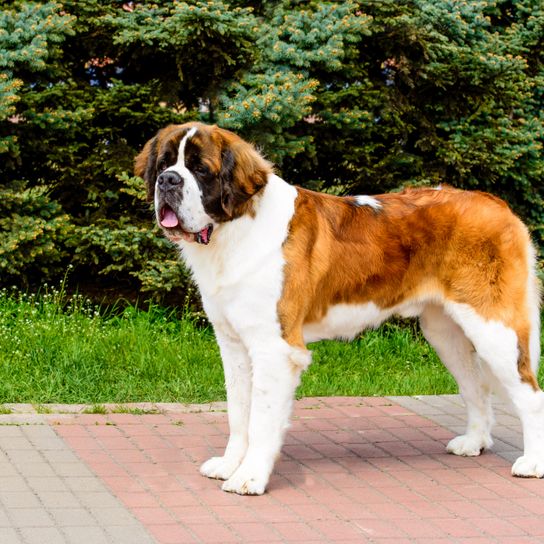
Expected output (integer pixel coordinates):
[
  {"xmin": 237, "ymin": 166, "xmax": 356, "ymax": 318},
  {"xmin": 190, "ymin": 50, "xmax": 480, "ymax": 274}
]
[
  {"xmin": 194, "ymin": 165, "xmax": 209, "ymax": 177},
  {"xmin": 158, "ymin": 160, "xmax": 168, "ymax": 172}
]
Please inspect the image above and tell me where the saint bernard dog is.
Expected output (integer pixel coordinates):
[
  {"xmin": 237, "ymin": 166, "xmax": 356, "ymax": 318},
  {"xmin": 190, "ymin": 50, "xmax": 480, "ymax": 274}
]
[{"xmin": 135, "ymin": 121, "xmax": 543, "ymax": 495}]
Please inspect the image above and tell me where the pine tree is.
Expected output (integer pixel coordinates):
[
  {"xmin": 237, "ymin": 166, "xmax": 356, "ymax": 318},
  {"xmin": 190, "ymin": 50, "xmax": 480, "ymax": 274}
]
[
  {"xmin": 0, "ymin": 1, "xmax": 75, "ymax": 285},
  {"xmin": 1, "ymin": 0, "xmax": 543, "ymax": 298}
]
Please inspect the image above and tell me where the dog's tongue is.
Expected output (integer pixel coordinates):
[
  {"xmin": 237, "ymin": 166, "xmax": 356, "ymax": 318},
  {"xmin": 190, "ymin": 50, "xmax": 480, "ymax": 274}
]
[
  {"xmin": 196, "ymin": 225, "xmax": 212, "ymax": 245},
  {"xmin": 160, "ymin": 207, "xmax": 179, "ymax": 228}
]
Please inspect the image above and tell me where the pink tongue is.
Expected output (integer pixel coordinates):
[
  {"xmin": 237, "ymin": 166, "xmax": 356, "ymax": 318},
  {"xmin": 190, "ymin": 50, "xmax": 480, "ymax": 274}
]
[
  {"xmin": 161, "ymin": 208, "xmax": 179, "ymax": 228},
  {"xmin": 198, "ymin": 227, "xmax": 210, "ymax": 244}
]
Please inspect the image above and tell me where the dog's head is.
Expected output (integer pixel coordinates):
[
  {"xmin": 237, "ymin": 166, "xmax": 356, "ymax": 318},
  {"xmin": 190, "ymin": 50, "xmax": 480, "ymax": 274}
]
[{"xmin": 135, "ymin": 122, "xmax": 271, "ymax": 244}]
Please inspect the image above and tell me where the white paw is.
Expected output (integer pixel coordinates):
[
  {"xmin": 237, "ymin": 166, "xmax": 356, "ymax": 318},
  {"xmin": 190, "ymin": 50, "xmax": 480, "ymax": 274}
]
[
  {"xmin": 446, "ymin": 433, "xmax": 492, "ymax": 456},
  {"xmin": 200, "ymin": 456, "xmax": 241, "ymax": 481},
  {"xmin": 221, "ymin": 467, "xmax": 268, "ymax": 495},
  {"xmin": 512, "ymin": 455, "xmax": 544, "ymax": 478}
]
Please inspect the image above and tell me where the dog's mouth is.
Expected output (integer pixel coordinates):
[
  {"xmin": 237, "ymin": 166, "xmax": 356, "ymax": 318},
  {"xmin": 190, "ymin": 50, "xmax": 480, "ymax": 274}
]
[{"xmin": 159, "ymin": 205, "xmax": 214, "ymax": 245}]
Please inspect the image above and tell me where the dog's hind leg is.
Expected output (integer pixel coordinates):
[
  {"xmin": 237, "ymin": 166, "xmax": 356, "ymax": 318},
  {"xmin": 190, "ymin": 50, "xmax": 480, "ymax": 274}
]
[
  {"xmin": 445, "ymin": 300, "xmax": 544, "ymax": 478},
  {"xmin": 420, "ymin": 304, "xmax": 494, "ymax": 456}
]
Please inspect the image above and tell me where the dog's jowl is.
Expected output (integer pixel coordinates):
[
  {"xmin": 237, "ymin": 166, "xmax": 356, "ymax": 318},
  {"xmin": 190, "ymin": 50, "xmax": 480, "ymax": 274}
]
[{"xmin": 136, "ymin": 122, "xmax": 543, "ymax": 495}]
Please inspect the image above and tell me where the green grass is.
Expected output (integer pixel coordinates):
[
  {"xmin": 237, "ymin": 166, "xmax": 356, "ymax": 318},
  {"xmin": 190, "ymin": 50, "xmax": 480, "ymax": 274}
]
[
  {"xmin": 83, "ymin": 404, "xmax": 108, "ymax": 415},
  {"xmin": 0, "ymin": 289, "xmax": 541, "ymax": 403}
]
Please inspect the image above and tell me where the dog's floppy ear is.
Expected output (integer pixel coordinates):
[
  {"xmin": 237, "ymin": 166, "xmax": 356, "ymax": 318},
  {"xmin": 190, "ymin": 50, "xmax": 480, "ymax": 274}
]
[
  {"xmin": 217, "ymin": 130, "xmax": 272, "ymax": 219},
  {"xmin": 134, "ymin": 135, "xmax": 159, "ymax": 202}
]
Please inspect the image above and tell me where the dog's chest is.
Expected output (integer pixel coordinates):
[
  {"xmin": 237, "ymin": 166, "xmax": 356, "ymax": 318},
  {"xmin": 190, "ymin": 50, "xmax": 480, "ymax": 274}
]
[{"xmin": 181, "ymin": 174, "xmax": 298, "ymax": 303}]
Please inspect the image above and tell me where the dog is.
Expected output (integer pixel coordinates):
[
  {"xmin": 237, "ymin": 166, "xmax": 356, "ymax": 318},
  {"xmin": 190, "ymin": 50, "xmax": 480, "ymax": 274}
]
[{"xmin": 135, "ymin": 121, "xmax": 543, "ymax": 495}]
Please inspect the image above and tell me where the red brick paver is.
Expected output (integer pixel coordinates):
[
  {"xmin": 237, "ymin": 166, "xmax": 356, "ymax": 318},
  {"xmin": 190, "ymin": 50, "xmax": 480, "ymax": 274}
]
[{"xmin": 45, "ymin": 397, "xmax": 544, "ymax": 543}]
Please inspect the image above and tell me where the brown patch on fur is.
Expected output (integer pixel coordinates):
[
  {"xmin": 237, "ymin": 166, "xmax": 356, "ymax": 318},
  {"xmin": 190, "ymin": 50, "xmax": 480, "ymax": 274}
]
[
  {"xmin": 279, "ymin": 186, "xmax": 540, "ymax": 389},
  {"xmin": 213, "ymin": 126, "xmax": 271, "ymax": 219}
]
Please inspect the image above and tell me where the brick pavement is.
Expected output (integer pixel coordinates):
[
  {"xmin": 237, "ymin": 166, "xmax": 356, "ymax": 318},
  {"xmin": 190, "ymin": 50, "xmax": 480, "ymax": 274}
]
[{"xmin": 0, "ymin": 396, "xmax": 542, "ymax": 543}]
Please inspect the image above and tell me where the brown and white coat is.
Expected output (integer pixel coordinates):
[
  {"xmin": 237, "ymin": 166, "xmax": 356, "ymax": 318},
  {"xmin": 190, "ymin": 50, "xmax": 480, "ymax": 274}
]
[{"xmin": 136, "ymin": 122, "xmax": 543, "ymax": 495}]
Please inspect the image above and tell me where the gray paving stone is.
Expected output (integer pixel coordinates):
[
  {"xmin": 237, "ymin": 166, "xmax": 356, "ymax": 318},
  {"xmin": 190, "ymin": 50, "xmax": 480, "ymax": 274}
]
[
  {"xmin": 22, "ymin": 426, "xmax": 58, "ymax": 439},
  {"xmin": 417, "ymin": 395, "xmax": 458, "ymax": 409},
  {"xmin": 493, "ymin": 431, "xmax": 524, "ymax": 449},
  {"xmin": 447, "ymin": 425, "xmax": 466, "ymax": 435},
  {"xmin": 0, "ymin": 462, "xmax": 20, "ymax": 477},
  {"xmin": 0, "ymin": 477, "xmax": 31, "ymax": 492},
  {"xmin": 0, "ymin": 437, "xmax": 34, "ymax": 451},
  {"xmin": 36, "ymin": 492, "xmax": 81, "ymax": 509},
  {"xmin": 498, "ymin": 450, "xmax": 519, "ymax": 462},
  {"xmin": 16, "ymin": 462, "xmax": 56, "ymax": 478},
  {"xmin": 20, "ymin": 526, "xmax": 67, "ymax": 544},
  {"xmin": 0, "ymin": 492, "xmax": 41, "ymax": 509},
  {"xmin": 49, "ymin": 508, "xmax": 97, "ymax": 528},
  {"xmin": 26, "ymin": 477, "xmax": 69, "ymax": 492},
  {"xmin": 41, "ymin": 450, "xmax": 79, "ymax": 465},
  {"xmin": 63, "ymin": 476, "xmax": 107, "ymax": 492},
  {"xmin": 7, "ymin": 508, "xmax": 54, "ymax": 528},
  {"xmin": 9, "ymin": 450, "xmax": 44, "ymax": 464},
  {"xmin": 429, "ymin": 414, "xmax": 465, "ymax": 426},
  {"xmin": 106, "ymin": 524, "xmax": 156, "ymax": 544},
  {"xmin": 0, "ymin": 427, "xmax": 24, "ymax": 437},
  {"xmin": 26, "ymin": 438, "xmax": 67, "ymax": 451},
  {"xmin": 495, "ymin": 413, "xmax": 520, "ymax": 426},
  {"xmin": 63, "ymin": 526, "xmax": 110, "ymax": 544},
  {"xmin": 52, "ymin": 463, "xmax": 93, "ymax": 478},
  {"xmin": 492, "ymin": 437, "xmax": 521, "ymax": 453},
  {"xmin": 0, "ymin": 506, "xmax": 12, "ymax": 527},
  {"xmin": 0, "ymin": 528, "xmax": 22, "ymax": 544},
  {"xmin": 75, "ymin": 491, "xmax": 128, "ymax": 509},
  {"xmin": 92, "ymin": 506, "xmax": 142, "ymax": 527}
]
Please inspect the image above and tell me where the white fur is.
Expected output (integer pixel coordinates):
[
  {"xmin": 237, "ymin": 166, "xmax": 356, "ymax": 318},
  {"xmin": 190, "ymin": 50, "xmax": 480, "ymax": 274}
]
[
  {"xmin": 302, "ymin": 297, "xmax": 432, "ymax": 344},
  {"xmin": 303, "ymin": 302, "xmax": 397, "ymax": 343},
  {"xmin": 354, "ymin": 195, "xmax": 382, "ymax": 210}
]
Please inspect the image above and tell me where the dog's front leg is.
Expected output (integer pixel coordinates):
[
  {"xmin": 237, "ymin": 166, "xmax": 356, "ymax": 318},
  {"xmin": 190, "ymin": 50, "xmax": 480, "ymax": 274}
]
[
  {"xmin": 222, "ymin": 340, "xmax": 303, "ymax": 495},
  {"xmin": 200, "ymin": 326, "xmax": 251, "ymax": 481}
]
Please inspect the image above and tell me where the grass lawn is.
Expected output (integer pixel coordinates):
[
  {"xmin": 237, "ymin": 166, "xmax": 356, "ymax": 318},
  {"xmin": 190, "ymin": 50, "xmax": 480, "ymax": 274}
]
[{"xmin": 0, "ymin": 289, "xmax": 541, "ymax": 404}]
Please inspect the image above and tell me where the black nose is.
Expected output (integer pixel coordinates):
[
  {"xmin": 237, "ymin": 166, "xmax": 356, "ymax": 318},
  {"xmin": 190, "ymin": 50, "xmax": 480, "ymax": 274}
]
[{"xmin": 157, "ymin": 171, "xmax": 182, "ymax": 190}]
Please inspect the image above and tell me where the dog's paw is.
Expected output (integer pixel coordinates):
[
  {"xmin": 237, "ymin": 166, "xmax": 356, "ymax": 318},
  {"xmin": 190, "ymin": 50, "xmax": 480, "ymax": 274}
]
[
  {"xmin": 200, "ymin": 456, "xmax": 241, "ymax": 481},
  {"xmin": 446, "ymin": 433, "xmax": 492, "ymax": 457},
  {"xmin": 221, "ymin": 467, "xmax": 268, "ymax": 495},
  {"xmin": 512, "ymin": 455, "xmax": 544, "ymax": 478}
]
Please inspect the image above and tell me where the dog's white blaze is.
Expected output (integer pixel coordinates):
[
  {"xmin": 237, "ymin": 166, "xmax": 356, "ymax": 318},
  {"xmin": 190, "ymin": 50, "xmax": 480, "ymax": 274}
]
[
  {"xmin": 354, "ymin": 195, "xmax": 382, "ymax": 209},
  {"xmin": 165, "ymin": 127, "xmax": 214, "ymax": 232}
]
